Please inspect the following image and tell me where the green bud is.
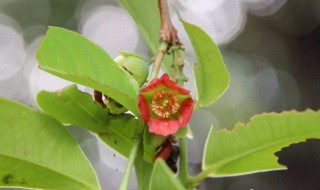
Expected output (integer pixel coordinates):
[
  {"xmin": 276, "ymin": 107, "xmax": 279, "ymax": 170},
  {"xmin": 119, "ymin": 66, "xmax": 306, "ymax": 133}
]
[{"xmin": 114, "ymin": 52, "xmax": 149, "ymax": 87}]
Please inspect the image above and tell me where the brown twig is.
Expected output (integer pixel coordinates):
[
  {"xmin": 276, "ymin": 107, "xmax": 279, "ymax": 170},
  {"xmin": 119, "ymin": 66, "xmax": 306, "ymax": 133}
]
[
  {"xmin": 157, "ymin": 0, "xmax": 187, "ymax": 85},
  {"xmin": 158, "ymin": 0, "xmax": 180, "ymax": 45}
]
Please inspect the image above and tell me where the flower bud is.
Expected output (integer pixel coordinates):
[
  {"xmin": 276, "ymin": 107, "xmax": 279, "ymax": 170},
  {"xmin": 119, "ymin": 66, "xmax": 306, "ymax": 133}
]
[{"xmin": 114, "ymin": 52, "xmax": 149, "ymax": 87}]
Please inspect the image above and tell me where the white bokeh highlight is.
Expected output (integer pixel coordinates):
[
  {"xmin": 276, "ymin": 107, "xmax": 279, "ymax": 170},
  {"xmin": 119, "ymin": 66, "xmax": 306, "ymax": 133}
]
[
  {"xmin": 81, "ymin": 6, "xmax": 139, "ymax": 58},
  {"xmin": 0, "ymin": 14, "xmax": 25, "ymax": 80},
  {"xmin": 243, "ymin": 0, "xmax": 287, "ymax": 16},
  {"xmin": 172, "ymin": 0, "xmax": 245, "ymax": 44},
  {"xmin": 172, "ymin": 0, "xmax": 287, "ymax": 44}
]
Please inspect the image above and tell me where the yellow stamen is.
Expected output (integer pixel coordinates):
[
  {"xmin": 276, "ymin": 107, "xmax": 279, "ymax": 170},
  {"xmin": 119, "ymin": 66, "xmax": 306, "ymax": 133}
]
[{"xmin": 151, "ymin": 90, "xmax": 180, "ymax": 118}]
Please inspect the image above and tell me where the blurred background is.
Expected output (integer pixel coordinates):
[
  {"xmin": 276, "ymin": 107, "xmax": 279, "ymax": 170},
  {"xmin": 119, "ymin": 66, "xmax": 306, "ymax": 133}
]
[{"xmin": 0, "ymin": 0, "xmax": 319, "ymax": 189}]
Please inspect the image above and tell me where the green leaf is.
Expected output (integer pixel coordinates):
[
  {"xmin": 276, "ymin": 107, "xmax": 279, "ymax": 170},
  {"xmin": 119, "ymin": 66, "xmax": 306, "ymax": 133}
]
[
  {"xmin": 117, "ymin": 0, "xmax": 159, "ymax": 53},
  {"xmin": 37, "ymin": 85, "xmax": 108, "ymax": 133},
  {"xmin": 36, "ymin": 26, "xmax": 140, "ymax": 116},
  {"xmin": 0, "ymin": 98, "xmax": 100, "ymax": 190},
  {"xmin": 143, "ymin": 128, "xmax": 166, "ymax": 163},
  {"xmin": 97, "ymin": 114, "xmax": 139, "ymax": 158},
  {"xmin": 150, "ymin": 160, "xmax": 185, "ymax": 190},
  {"xmin": 181, "ymin": 19, "xmax": 230, "ymax": 107},
  {"xmin": 118, "ymin": 0, "xmax": 175, "ymax": 77},
  {"xmin": 36, "ymin": 85, "xmax": 140, "ymax": 158},
  {"xmin": 203, "ymin": 110, "xmax": 320, "ymax": 177},
  {"xmin": 134, "ymin": 143, "xmax": 153, "ymax": 190},
  {"xmin": 175, "ymin": 125, "xmax": 193, "ymax": 139}
]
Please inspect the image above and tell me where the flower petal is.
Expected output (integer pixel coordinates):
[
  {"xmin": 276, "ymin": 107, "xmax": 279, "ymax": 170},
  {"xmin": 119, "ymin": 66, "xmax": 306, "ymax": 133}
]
[
  {"xmin": 148, "ymin": 119, "xmax": 180, "ymax": 136},
  {"xmin": 141, "ymin": 73, "xmax": 190, "ymax": 95},
  {"xmin": 162, "ymin": 74, "xmax": 190, "ymax": 95},
  {"xmin": 178, "ymin": 98, "xmax": 194, "ymax": 127},
  {"xmin": 140, "ymin": 75, "xmax": 165, "ymax": 92},
  {"xmin": 138, "ymin": 94, "xmax": 150, "ymax": 122}
]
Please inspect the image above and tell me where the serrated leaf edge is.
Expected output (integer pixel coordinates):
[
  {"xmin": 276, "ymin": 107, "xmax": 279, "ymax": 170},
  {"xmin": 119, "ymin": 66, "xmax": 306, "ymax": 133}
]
[{"xmin": 202, "ymin": 109, "xmax": 320, "ymax": 177}]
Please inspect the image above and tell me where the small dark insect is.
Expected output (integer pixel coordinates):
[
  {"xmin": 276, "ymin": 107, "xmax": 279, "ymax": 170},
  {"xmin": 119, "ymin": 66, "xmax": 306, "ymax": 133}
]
[{"xmin": 154, "ymin": 138, "xmax": 180, "ymax": 173}]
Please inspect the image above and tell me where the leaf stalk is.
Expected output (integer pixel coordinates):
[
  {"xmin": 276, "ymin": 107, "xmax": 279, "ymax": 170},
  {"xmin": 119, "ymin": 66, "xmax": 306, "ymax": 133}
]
[{"xmin": 119, "ymin": 134, "xmax": 142, "ymax": 190}]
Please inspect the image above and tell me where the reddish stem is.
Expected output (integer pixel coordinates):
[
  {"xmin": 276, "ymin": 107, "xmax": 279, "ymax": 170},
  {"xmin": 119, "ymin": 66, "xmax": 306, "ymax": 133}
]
[{"xmin": 158, "ymin": 0, "xmax": 180, "ymax": 45}]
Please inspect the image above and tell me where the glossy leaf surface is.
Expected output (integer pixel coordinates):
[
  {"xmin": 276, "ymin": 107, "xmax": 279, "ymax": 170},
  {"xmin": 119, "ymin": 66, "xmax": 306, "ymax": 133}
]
[
  {"xmin": 181, "ymin": 19, "xmax": 230, "ymax": 107},
  {"xmin": 150, "ymin": 160, "xmax": 185, "ymax": 190},
  {"xmin": 203, "ymin": 110, "xmax": 320, "ymax": 177},
  {"xmin": 37, "ymin": 85, "xmax": 108, "ymax": 133},
  {"xmin": 36, "ymin": 27, "xmax": 140, "ymax": 116},
  {"xmin": 0, "ymin": 98, "xmax": 100, "ymax": 190},
  {"xmin": 97, "ymin": 114, "xmax": 139, "ymax": 158},
  {"xmin": 134, "ymin": 143, "xmax": 153, "ymax": 190},
  {"xmin": 37, "ymin": 85, "xmax": 139, "ymax": 158}
]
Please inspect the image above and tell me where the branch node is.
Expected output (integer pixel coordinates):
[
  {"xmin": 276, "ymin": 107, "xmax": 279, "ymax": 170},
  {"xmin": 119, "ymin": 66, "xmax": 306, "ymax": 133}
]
[{"xmin": 158, "ymin": 0, "xmax": 181, "ymax": 46}]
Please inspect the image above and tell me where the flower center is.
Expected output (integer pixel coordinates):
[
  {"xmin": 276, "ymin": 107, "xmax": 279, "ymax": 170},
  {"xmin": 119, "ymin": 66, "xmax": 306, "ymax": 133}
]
[{"xmin": 151, "ymin": 90, "xmax": 180, "ymax": 118}]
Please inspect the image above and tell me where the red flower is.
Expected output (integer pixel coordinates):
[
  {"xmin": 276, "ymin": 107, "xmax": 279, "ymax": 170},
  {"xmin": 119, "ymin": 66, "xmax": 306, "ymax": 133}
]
[{"xmin": 138, "ymin": 73, "xmax": 194, "ymax": 136}]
